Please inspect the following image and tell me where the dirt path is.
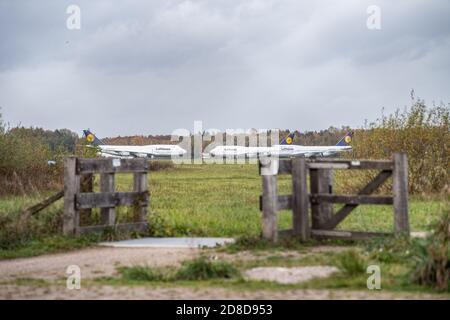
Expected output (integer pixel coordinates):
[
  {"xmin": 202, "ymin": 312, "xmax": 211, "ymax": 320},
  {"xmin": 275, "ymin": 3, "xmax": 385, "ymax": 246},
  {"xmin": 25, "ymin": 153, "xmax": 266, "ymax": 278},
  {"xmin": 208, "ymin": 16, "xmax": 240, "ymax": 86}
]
[
  {"xmin": 0, "ymin": 246, "xmax": 200, "ymax": 281},
  {"xmin": 1, "ymin": 284, "xmax": 446, "ymax": 300},
  {"xmin": 0, "ymin": 245, "xmax": 344, "ymax": 282},
  {"xmin": 1, "ymin": 245, "xmax": 447, "ymax": 300}
]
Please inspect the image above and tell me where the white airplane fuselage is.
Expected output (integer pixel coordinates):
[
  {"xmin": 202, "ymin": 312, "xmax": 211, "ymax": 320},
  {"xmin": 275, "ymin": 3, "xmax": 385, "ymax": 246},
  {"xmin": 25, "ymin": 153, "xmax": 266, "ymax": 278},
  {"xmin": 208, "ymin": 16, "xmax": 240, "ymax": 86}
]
[
  {"xmin": 207, "ymin": 144, "xmax": 352, "ymax": 158},
  {"xmin": 98, "ymin": 144, "xmax": 187, "ymax": 159}
]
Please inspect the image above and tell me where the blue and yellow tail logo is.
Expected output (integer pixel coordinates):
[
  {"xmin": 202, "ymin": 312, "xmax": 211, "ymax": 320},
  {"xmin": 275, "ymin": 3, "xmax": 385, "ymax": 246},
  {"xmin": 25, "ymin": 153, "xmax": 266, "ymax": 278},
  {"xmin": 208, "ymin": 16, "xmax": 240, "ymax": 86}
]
[
  {"xmin": 336, "ymin": 132, "xmax": 353, "ymax": 146},
  {"xmin": 83, "ymin": 129, "xmax": 104, "ymax": 146},
  {"xmin": 280, "ymin": 132, "xmax": 296, "ymax": 145},
  {"xmin": 344, "ymin": 135, "xmax": 352, "ymax": 144}
]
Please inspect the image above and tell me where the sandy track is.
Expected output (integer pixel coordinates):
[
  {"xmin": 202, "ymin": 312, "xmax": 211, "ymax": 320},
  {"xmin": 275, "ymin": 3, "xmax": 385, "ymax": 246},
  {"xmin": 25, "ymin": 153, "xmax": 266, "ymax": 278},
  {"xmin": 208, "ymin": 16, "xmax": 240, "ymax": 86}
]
[
  {"xmin": 1, "ymin": 245, "xmax": 446, "ymax": 300},
  {"xmin": 1, "ymin": 285, "xmax": 446, "ymax": 300},
  {"xmin": 0, "ymin": 247, "xmax": 200, "ymax": 281},
  {"xmin": 0, "ymin": 245, "xmax": 345, "ymax": 282}
]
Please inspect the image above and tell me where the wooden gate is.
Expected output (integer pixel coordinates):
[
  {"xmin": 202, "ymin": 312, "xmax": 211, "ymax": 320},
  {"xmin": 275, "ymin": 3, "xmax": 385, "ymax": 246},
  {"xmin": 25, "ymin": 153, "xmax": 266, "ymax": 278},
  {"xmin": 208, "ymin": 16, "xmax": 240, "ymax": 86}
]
[
  {"xmin": 259, "ymin": 153, "xmax": 409, "ymax": 242},
  {"xmin": 63, "ymin": 157, "xmax": 149, "ymax": 235}
]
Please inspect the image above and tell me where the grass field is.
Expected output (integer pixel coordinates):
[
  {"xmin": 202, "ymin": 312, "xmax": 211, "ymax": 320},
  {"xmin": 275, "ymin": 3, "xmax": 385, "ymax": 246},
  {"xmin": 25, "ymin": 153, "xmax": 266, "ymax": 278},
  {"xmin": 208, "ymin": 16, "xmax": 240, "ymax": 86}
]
[
  {"xmin": 0, "ymin": 163, "xmax": 448, "ymax": 296},
  {"xmin": 0, "ymin": 163, "xmax": 447, "ymax": 259},
  {"xmin": 137, "ymin": 163, "xmax": 445, "ymax": 236}
]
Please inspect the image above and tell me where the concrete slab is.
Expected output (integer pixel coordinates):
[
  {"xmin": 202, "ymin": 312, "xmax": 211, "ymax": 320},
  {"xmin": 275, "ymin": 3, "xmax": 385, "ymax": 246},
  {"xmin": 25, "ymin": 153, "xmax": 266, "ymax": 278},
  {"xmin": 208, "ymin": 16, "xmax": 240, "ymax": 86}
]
[
  {"xmin": 245, "ymin": 266, "xmax": 339, "ymax": 284},
  {"xmin": 98, "ymin": 237, "xmax": 235, "ymax": 248}
]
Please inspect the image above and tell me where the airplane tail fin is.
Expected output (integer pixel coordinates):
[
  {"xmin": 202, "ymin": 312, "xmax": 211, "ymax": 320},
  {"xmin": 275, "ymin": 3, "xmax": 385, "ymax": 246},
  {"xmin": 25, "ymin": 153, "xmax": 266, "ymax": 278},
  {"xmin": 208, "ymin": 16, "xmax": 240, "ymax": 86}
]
[
  {"xmin": 280, "ymin": 132, "xmax": 296, "ymax": 145},
  {"xmin": 83, "ymin": 129, "xmax": 104, "ymax": 146},
  {"xmin": 336, "ymin": 131, "xmax": 353, "ymax": 146}
]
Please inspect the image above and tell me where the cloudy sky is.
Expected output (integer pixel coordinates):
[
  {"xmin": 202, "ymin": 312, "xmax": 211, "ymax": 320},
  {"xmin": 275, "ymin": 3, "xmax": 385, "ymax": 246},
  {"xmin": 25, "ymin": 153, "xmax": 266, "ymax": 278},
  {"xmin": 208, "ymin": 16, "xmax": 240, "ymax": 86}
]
[{"xmin": 1, "ymin": 0, "xmax": 449, "ymax": 136}]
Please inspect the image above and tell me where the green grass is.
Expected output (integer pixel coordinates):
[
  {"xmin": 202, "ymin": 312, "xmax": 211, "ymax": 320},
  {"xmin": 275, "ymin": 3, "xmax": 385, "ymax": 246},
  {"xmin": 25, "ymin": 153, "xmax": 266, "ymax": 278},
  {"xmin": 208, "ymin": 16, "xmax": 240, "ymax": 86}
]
[
  {"xmin": 336, "ymin": 249, "xmax": 367, "ymax": 276},
  {"xmin": 0, "ymin": 163, "xmax": 447, "ymax": 259},
  {"xmin": 94, "ymin": 246, "xmax": 449, "ymax": 297},
  {"xmin": 133, "ymin": 164, "xmax": 445, "ymax": 236},
  {"xmin": 0, "ymin": 234, "xmax": 97, "ymax": 259},
  {"xmin": 119, "ymin": 256, "xmax": 240, "ymax": 282}
]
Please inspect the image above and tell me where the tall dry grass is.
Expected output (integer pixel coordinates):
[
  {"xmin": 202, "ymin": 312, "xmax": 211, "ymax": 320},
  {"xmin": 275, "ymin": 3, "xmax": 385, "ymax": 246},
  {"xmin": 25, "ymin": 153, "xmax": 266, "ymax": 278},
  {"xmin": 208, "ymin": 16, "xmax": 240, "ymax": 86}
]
[
  {"xmin": 338, "ymin": 100, "xmax": 449, "ymax": 195},
  {"xmin": 0, "ymin": 126, "xmax": 64, "ymax": 196}
]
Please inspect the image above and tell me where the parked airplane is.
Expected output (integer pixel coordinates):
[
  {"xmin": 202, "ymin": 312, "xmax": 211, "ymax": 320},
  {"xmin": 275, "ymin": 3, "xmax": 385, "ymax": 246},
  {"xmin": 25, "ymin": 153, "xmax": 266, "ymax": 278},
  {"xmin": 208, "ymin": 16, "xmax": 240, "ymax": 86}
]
[
  {"xmin": 205, "ymin": 132, "xmax": 297, "ymax": 158},
  {"xmin": 206, "ymin": 132, "xmax": 353, "ymax": 158},
  {"xmin": 82, "ymin": 130, "xmax": 187, "ymax": 159},
  {"xmin": 270, "ymin": 132, "xmax": 353, "ymax": 158}
]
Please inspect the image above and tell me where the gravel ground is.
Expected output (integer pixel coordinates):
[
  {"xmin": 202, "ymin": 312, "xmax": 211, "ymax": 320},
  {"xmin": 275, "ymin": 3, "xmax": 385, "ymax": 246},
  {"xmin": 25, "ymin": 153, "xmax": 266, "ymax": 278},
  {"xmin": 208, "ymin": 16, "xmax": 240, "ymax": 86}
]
[
  {"xmin": 0, "ymin": 247, "xmax": 200, "ymax": 281},
  {"xmin": 1, "ymin": 285, "xmax": 446, "ymax": 300},
  {"xmin": 1, "ymin": 245, "xmax": 447, "ymax": 300}
]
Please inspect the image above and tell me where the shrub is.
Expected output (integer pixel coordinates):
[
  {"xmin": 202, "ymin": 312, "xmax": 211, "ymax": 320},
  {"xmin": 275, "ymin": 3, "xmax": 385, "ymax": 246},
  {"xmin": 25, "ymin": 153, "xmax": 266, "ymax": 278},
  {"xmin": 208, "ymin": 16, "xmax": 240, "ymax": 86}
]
[
  {"xmin": 366, "ymin": 235, "xmax": 413, "ymax": 264},
  {"xmin": 349, "ymin": 100, "xmax": 449, "ymax": 194},
  {"xmin": 0, "ymin": 111, "xmax": 77, "ymax": 195},
  {"xmin": 176, "ymin": 256, "xmax": 240, "ymax": 280},
  {"xmin": 412, "ymin": 209, "xmax": 450, "ymax": 291},
  {"xmin": 0, "ymin": 203, "xmax": 63, "ymax": 250},
  {"xmin": 120, "ymin": 265, "xmax": 167, "ymax": 282},
  {"xmin": 119, "ymin": 256, "xmax": 240, "ymax": 282},
  {"xmin": 337, "ymin": 250, "xmax": 366, "ymax": 276}
]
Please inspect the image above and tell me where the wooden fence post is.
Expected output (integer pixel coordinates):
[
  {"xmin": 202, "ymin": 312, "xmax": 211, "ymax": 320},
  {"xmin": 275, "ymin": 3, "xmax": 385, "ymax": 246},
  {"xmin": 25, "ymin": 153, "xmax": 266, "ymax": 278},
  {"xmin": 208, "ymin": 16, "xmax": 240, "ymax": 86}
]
[
  {"xmin": 63, "ymin": 157, "xmax": 79, "ymax": 235},
  {"xmin": 79, "ymin": 173, "xmax": 93, "ymax": 226},
  {"xmin": 100, "ymin": 173, "xmax": 116, "ymax": 226},
  {"xmin": 310, "ymin": 168, "xmax": 334, "ymax": 229},
  {"xmin": 393, "ymin": 152, "xmax": 409, "ymax": 235},
  {"xmin": 292, "ymin": 158, "xmax": 310, "ymax": 240},
  {"xmin": 261, "ymin": 159, "xmax": 278, "ymax": 242},
  {"xmin": 133, "ymin": 171, "xmax": 148, "ymax": 222}
]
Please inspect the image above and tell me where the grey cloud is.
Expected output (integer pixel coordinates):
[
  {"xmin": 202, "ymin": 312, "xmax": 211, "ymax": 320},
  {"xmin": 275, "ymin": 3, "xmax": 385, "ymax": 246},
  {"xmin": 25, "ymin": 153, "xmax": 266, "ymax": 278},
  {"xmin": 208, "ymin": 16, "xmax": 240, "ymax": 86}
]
[{"xmin": 0, "ymin": 1, "xmax": 449, "ymax": 136}]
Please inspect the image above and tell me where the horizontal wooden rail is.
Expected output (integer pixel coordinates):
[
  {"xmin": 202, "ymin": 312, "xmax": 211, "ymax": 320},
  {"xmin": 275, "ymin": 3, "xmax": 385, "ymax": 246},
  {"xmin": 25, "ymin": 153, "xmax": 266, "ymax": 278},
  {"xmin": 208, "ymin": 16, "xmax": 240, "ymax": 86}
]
[
  {"xmin": 76, "ymin": 192, "xmax": 148, "ymax": 209},
  {"xmin": 260, "ymin": 193, "xmax": 393, "ymax": 211},
  {"xmin": 259, "ymin": 194, "xmax": 293, "ymax": 211},
  {"xmin": 308, "ymin": 159, "xmax": 393, "ymax": 170},
  {"xmin": 77, "ymin": 158, "xmax": 149, "ymax": 174},
  {"xmin": 278, "ymin": 159, "xmax": 393, "ymax": 174},
  {"xmin": 279, "ymin": 228, "xmax": 389, "ymax": 241},
  {"xmin": 77, "ymin": 222, "xmax": 148, "ymax": 234},
  {"xmin": 310, "ymin": 229, "xmax": 390, "ymax": 240},
  {"xmin": 309, "ymin": 194, "xmax": 393, "ymax": 205},
  {"xmin": 258, "ymin": 153, "xmax": 408, "ymax": 242}
]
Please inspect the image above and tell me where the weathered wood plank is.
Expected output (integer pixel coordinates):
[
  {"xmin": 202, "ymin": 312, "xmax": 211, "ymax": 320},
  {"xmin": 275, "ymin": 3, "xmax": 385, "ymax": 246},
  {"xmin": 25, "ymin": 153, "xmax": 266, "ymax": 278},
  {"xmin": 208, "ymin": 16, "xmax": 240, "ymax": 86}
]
[
  {"xmin": 278, "ymin": 160, "xmax": 292, "ymax": 174},
  {"xmin": 63, "ymin": 157, "xmax": 80, "ymax": 235},
  {"xmin": 311, "ymin": 229, "xmax": 390, "ymax": 240},
  {"xmin": 77, "ymin": 158, "xmax": 149, "ymax": 174},
  {"xmin": 77, "ymin": 222, "xmax": 149, "ymax": 235},
  {"xmin": 79, "ymin": 174, "xmax": 94, "ymax": 225},
  {"xmin": 278, "ymin": 229, "xmax": 293, "ymax": 238},
  {"xmin": 308, "ymin": 160, "xmax": 393, "ymax": 170},
  {"xmin": 393, "ymin": 153, "xmax": 410, "ymax": 234},
  {"xmin": 261, "ymin": 174, "xmax": 278, "ymax": 242},
  {"xmin": 259, "ymin": 194, "xmax": 293, "ymax": 211},
  {"xmin": 271, "ymin": 158, "xmax": 393, "ymax": 173},
  {"xmin": 76, "ymin": 192, "xmax": 148, "ymax": 209},
  {"xmin": 22, "ymin": 173, "xmax": 95, "ymax": 220},
  {"xmin": 310, "ymin": 169, "xmax": 333, "ymax": 229},
  {"xmin": 291, "ymin": 158, "xmax": 310, "ymax": 240},
  {"xmin": 320, "ymin": 170, "xmax": 392, "ymax": 230},
  {"xmin": 259, "ymin": 158, "xmax": 279, "ymax": 176},
  {"xmin": 277, "ymin": 194, "xmax": 292, "ymax": 210},
  {"xmin": 310, "ymin": 194, "xmax": 393, "ymax": 205},
  {"xmin": 100, "ymin": 173, "xmax": 116, "ymax": 225},
  {"xmin": 133, "ymin": 172, "xmax": 149, "ymax": 222},
  {"xmin": 22, "ymin": 190, "xmax": 64, "ymax": 220}
]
